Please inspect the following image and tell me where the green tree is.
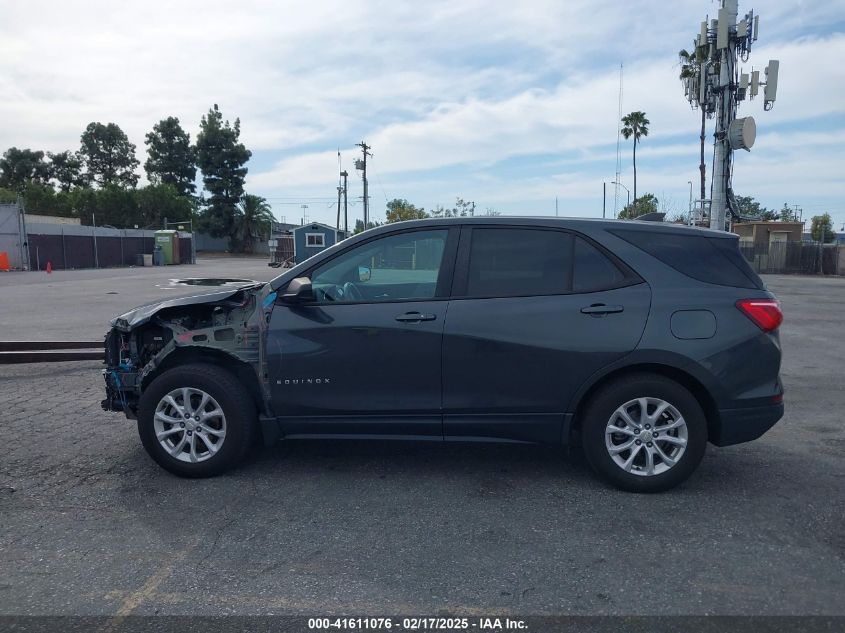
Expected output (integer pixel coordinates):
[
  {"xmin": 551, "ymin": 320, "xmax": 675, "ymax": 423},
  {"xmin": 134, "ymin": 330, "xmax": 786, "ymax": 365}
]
[
  {"xmin": 48, "ymin": 151, "xmax": 86, "ymax": 192},
  {"xmin": 678, "ymin": 49, "xmax": 707, "ymax": 201},
  {"xmin": 353, "ymin": 218, "xmax": 383, "ymax": 234},
  {"xmin": 79, "ymin": 122, "xmax": 140, "ymax": 188},
  {"xmin": 135, "ymin": 184, "xmax": 195, "ymax": 229},
  {"xmin": 810, "ymin": 213, "xmax": 835, "ymax": 243},
  {"xmin": 734, "ymin": 195, "xmax": 771, "ymax": 220},
  {"xmin": 234, "ymin": 194, "xmax": 274, "ymax": 253},
  {"xmin": 618, "ymin": 193, "xmax": 659, "ymax": 220},
  {"xmin": 0, "ymin": 147, "xmax": 51, "ymax": 192},
  {"xmin": 621, "ymin": 111, "xmax": 650, "ymax": 203},
  {"xmin": 195, "ymin": 104, "xmax": 252, "ymax": 239},
  {"xmin": 144, "ymin": 117, "xmax": 197, "ymax": 196},
  {"xmin": 385, "ymin": 198, "xmax": 428, "ymax": 223},
  {"xmin": 20, "ymin": 182, "xmax": 74, "ymax": 217},
  {"xmin": 779, "ymin": 204, "xmax": 800, "ymax": 222}
]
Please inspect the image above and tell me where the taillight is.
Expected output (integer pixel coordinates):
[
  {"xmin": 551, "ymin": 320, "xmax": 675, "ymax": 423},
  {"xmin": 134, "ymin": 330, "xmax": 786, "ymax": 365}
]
[{"xmin": 736, "ymin": 299, "xmax": 783, "ymax": 332}]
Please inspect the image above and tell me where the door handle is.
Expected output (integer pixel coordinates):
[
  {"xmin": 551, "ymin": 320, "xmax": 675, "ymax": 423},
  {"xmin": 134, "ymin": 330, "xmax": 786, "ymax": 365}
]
[
  {"xmin": 580, "ymin": 304, "xmax": 624, "ymax": 316},
  {"xmin": 395, "ymin": 312, "xmax": 437, "ymax": 322}
]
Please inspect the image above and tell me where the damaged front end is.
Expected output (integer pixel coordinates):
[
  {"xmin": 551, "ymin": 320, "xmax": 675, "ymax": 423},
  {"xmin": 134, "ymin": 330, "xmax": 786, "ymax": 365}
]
[{"xmin": 101, "ymin": 281, "xmax": 276, "ymax": 420}]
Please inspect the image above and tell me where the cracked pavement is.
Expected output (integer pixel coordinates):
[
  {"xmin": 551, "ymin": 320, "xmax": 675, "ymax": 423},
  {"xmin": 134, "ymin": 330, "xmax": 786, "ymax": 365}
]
[{"xmin": 0, "ymin": 264, "xmax": 843, "ymax": 615}]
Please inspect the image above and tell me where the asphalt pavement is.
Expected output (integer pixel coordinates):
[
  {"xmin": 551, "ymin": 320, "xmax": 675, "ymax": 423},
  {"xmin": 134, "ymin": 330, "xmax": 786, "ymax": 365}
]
[{"xmin": 0, "ymin": 264, "xmax": 843, "ymax": 616}]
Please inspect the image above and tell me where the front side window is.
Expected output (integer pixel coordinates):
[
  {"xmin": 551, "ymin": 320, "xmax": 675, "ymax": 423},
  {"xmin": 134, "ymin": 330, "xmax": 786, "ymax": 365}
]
[
  {"xmin": 466, "ymin": 228, "xmax": 573, "ymax": 297},
  {"xmin": 310, "ymin": 229, "xmax": 448, "ymax": 303}
]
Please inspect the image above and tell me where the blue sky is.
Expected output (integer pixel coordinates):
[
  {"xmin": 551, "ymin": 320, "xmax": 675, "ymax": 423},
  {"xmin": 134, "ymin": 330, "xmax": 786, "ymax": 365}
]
[{"xmin": 2, "ymin": 0, "xmax": 844, "ymax": 230}]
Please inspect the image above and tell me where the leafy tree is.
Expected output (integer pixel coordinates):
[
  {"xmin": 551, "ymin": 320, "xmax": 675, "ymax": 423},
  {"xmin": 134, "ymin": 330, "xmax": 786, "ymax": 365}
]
[
  {"xmin": 621, "ymin": 111, "xmax": 650, "ymax": 203},
  {"xmin": 0, "ymin": 187, "xmax": 16, "ymax": 203},
  {"xmin": 779, "ymin": 204, "xmax": 800, "ymax": 222},
  {"xmin": 144, "ymin": 117, "xmax": 197, "ymax": 196},
  {"xmin": 48, "ymin": 151, "xmax": 86, "ymax": 192},
  {"xmin": 618, "ymin": 193, "xmax": 659, "ymax": 220},
  {"xmin": 810, "ymin": 213, "xmax": 835, "ymax": 243},
  {"xmin": 734, "ymin": 195, "xmax": 771, "ymax": 220},
  {"xmin": 0, "ymin": 147, "xmax": 51, "ymax": 192},
  {"xmin": 385, "ymin": 198, "xmax": 429, "ymax": 223},
  {"xmin": 62, "ymin": 185, "xmax": 139, "ymax": 227},
  {"xmin": 430, "ymin": 197, "xmax": 474, "ymax": 218},
  {"xmin": 234, "ymin": 194, "xmax": 274, "ymax": 253},
  {"xmin": 135, "ymin": 184, "xmax": 195, "ymax": 229},
  {"xmin": 195, "ymin": 104, "xmax": 252, "ymax": 239},
  {"xmin": 353, "ymin": 218, "xmax": 383, "ymax": 234},
  {"xmin": 79, "ymin": 122, "xmax": 140, "ymax": 188},
  {"xmin": 678, "ymin": 49, "xmax": 707, "ymax": 201},
  {"xmin": 19, "ymin": 182, "xmax": 73, "ymax": 217}
]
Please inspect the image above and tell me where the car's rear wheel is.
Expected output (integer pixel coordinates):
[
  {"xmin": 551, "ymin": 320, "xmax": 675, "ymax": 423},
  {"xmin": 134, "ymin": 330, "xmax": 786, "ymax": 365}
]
[
  {"xmin": 137, "ymin": 363, "xmax": 256, "ymax": 477},
  {"xmin": 581, "ymin": 373, "xmax": 707, "ymax": 492}
]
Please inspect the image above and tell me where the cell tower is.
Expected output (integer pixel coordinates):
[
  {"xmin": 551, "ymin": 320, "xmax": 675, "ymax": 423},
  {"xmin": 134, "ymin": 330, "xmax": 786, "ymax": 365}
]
[{"xmin": 682, "ymin": 0, "xmax": 779, "ymax": 230}]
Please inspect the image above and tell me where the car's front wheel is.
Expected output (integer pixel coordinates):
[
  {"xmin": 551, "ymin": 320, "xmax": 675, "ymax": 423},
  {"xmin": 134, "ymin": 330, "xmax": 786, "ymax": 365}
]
[
  {"xmin": 581, "ymin": 373, "xmax": 707, "ymax": 492},
  {"xmin": 137, "ymin": 363, "xmax": 256, "ymax": 477}
]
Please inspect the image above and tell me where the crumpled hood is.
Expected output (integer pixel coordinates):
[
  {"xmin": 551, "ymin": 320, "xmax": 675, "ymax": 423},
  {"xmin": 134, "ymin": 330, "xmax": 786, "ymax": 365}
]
[{"xmin": 110, "ymin": 281, "xmax": 266, "ymax": 331}]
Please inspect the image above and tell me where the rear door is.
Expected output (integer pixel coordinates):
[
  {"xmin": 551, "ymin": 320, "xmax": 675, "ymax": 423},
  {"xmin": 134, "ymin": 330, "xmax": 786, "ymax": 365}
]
[{"xmin": 442, "ymin": 226, "xmax": 651, "ymax": 443}]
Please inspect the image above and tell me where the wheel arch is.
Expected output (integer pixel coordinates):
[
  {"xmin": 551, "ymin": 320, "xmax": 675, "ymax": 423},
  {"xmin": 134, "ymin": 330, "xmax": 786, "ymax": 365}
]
[
  {"xmin": 569, "ymin": 362, "xmax": 720, "ymax": 441},
  {"xmin": 140, "ymin": 346, "xmax": 266, "ymax": 416}
]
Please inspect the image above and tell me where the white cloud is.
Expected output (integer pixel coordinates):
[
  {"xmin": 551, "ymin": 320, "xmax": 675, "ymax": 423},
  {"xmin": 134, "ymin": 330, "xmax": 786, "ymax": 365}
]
[{"xmin": 0, "ymin": 0, "xmax": 843, "ymax": 227}]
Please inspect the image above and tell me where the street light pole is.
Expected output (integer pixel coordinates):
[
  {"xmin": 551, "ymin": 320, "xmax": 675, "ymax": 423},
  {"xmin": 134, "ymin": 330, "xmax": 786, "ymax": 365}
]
[
  {"xmin": 688, "ymin": 181, "xmax": 694, "ymax": 225},
  {"xmin": 611, "ymin": 181, "xmax": 630, "ymax": 212}
]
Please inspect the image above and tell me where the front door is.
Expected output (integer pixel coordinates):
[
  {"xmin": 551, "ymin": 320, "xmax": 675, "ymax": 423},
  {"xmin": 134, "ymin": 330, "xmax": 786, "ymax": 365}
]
[{"xmin": 267, "ymin": 227, "xmax": 457, "ymax": 438}]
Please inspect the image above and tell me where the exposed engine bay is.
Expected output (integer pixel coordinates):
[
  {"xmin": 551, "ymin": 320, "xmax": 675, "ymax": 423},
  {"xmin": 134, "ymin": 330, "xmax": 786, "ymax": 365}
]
[{"xmin": 102, "ymin": 282, "xmax": 275, "ymax": 418}]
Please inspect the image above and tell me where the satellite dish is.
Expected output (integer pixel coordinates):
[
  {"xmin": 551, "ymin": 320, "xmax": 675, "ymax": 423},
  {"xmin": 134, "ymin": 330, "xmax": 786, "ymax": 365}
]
[{"xmin": 728, "ymin": 117, "xmax": 756, "ymax": 151}]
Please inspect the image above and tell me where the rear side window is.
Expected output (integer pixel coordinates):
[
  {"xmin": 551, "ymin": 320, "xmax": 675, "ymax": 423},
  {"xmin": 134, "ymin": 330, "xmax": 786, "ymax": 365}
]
[
  {"xmin": 466, "ymin": 228, "xmax": 572, "ymax": 297},
  {"xmin": 611, "ymin": 229, "xmax": 762, "ymax": 289},
  {"xmin": 573, "ymin": 237, "xmax": 627, "ymax": 292}
]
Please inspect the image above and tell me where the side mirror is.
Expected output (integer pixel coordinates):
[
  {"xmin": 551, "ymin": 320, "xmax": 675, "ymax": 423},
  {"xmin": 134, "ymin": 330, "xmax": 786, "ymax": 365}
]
[
  {"xmin": 281, "ymin": 277, "xmax": 314, "ymax": 303},
  {"xmin": 358, "ymin": 266, "xmax": 371, "ymax": 282}
]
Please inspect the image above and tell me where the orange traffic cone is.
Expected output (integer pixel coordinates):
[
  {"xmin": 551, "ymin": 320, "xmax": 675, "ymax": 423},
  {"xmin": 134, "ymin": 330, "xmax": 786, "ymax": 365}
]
[{"xmin": 46, "ymin": 261, "xmax": 52, "ymax": 274}]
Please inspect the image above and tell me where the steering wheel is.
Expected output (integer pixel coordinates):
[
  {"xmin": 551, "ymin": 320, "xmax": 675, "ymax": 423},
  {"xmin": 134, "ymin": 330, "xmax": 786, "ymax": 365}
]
[{"xmin": 340, "ymin": 282, "xmax": 364, "ymax": 302}]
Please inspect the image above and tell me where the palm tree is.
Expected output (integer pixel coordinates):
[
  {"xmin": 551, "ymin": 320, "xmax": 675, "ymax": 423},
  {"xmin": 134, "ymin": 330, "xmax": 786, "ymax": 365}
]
[
  {"xmin": 621, "ymin": 111, "xmax": 649, "ymax": 203},
  {"xmin": 679, "ymin": 48, "xmax": 707, "ymax": 202},
  {"xmin": 235, "ymin": 194, "xmax": 274, "ymax": 254}
]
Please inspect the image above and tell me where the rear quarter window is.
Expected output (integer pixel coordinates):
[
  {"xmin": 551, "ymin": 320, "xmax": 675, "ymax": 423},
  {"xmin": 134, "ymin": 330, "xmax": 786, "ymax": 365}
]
[{"xmin": 610, "ymin": 229, "xmax": 763, "ymax": 289}]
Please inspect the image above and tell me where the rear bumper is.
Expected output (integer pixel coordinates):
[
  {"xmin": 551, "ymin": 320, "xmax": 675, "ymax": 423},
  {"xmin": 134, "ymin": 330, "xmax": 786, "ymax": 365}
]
[{"xmin": 711, "ymin": 401, "xmax": 784, "ymax": 446}]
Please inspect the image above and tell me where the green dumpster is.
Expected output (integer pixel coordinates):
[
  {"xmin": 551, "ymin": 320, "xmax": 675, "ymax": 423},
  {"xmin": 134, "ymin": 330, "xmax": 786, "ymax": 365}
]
[{"xmin": 153, "ymin": 230, "xmax": 180, "ymax": 265}]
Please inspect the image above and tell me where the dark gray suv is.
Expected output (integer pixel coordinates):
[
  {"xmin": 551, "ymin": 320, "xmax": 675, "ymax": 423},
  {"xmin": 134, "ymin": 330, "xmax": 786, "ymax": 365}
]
[{"xmin": 102, "ymin": 217, "xmax": 784, "ymax": 492}]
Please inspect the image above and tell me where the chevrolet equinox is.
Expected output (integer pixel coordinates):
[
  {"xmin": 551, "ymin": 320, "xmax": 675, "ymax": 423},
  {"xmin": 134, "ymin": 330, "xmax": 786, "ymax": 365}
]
[{"xmin": 102, "ymin": 217, "xmax": 784, "ymax": 492}]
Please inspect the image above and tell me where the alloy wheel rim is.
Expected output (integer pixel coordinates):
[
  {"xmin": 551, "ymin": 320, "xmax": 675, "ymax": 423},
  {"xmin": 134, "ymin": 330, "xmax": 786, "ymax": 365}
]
[
  {"xmin": 605, "ymin": 397, "xmax": 688, "ymax": 477},
  {"xmin": 153, "ymin": 387, "xmax": 227, "ymax": 463}
]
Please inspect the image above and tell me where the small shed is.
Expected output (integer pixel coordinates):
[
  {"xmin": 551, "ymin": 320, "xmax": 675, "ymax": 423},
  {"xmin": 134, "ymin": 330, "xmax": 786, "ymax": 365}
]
[{"xmin": 293, "ymin": 222, "xmax": 344, "ymax": 263}]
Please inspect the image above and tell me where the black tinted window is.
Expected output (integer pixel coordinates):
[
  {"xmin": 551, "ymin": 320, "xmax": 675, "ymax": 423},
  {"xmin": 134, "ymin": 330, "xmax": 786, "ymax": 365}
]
[
  {"xmin": 611, "ymin": 229, "xmax": 761, "ymax": 289},
  {"xmin": 466, "ymin": 228, "xmax": 572, "ymax": 297},
  {"xmin": 573, "ymin": 237, "xmax": 627, "ymax": 292}
]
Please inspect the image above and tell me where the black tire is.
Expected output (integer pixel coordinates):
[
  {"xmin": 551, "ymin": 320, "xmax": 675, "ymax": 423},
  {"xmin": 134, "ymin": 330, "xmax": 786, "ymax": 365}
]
[
  {"xmin": 137, "ymin": 363, "xmax": 257, "ymax": 478},
  {"xmin": 581, "ymin": 373, "xmax": 707, "ymax": 493}
]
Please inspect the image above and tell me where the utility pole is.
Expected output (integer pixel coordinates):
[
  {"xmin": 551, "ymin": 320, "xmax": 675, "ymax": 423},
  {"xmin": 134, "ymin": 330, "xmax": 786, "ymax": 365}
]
[
  {"xmin": 336, "ymin": 182, "xmax": 342, "ymax": 232},
  {"xmin": 355, "ymin": 141, "xmax": 371, "ymax": 229},
  {"xmin": 602, "ymin": 184, "xmax": 606, "ymax": 219},
  {"xmin": 341, "ymin": 170, "xmax": 349, "ymax": 236},
  {"xmin": 682, "ymin": 0, "xmax": 779, "ymax": 230},
  {"xmin": 92, "ymin": 213, "xmax": 99, "ymax": 269},
  {"xmin": 301, "ymin": 204, "xmax": 308, "ymax": 225}
]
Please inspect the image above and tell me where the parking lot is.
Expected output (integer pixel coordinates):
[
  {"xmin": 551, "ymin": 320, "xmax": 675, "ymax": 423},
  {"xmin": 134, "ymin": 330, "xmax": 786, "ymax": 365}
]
[{"xmin": 0, "ymin": 261, "xmax": 843, "ymax": 616}]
